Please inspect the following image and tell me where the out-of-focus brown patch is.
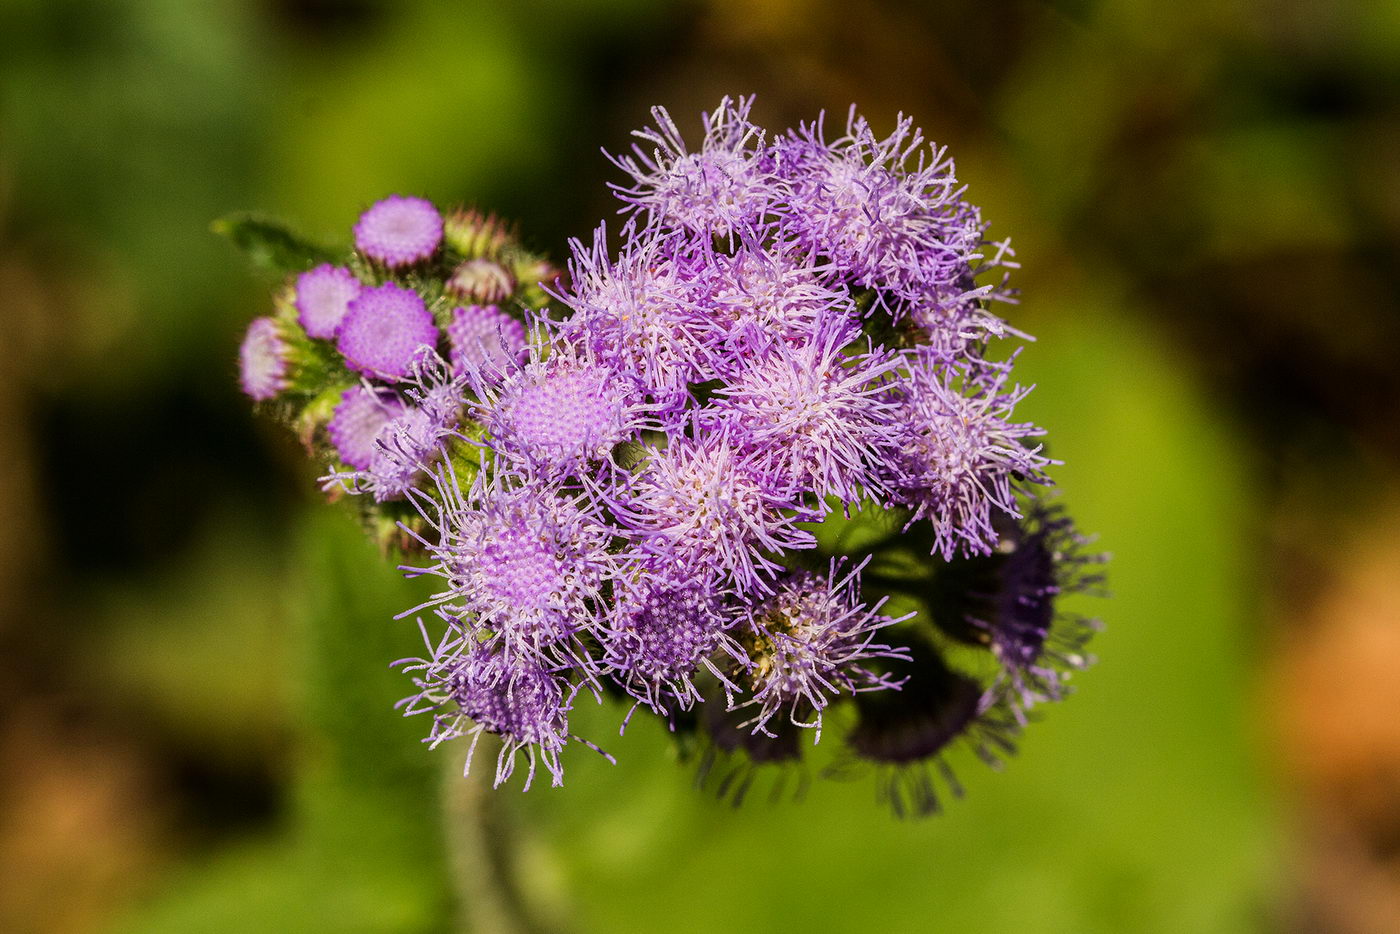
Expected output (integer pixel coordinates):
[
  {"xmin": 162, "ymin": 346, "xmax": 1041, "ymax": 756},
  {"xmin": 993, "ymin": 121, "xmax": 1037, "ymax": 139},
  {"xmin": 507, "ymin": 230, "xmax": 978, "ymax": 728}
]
[
  {"xmin": 1270, "ymin": 497, "xmax": 1400, "ymax": 934},
  {"xmin": 0, "ymin": 704, "xmax": 171, "ymax": 934}
]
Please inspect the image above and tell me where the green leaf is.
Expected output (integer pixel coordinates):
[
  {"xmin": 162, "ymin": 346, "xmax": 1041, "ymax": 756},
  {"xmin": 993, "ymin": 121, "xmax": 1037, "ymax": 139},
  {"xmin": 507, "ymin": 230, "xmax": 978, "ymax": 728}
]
[{"xmin": 211, "ymin": 212, "xmax": 338, "ymax": 276}]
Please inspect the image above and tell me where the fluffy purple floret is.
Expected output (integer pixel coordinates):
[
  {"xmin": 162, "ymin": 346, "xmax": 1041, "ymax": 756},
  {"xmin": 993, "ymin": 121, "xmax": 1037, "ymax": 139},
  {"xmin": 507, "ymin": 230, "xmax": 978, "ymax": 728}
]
[
  {"xmin": 238, "ymin": 316, "xmax": 289, "ymax": 401},
  {"xmin": 686, "ymin": 238, "xmax": 852, "ymax": 367},
  {"xmin": 327, "ymin": 385, "xmax": 405, "ymax": 470},
  {"xmin": 473, "ymin": 337, "xmax": 651, "ymax": 475},
  {"xmin": 554, "ymin": 228, "xmax": 718, "ymax": 412},
  {"xmin": 336, "ymin": 282, "xmax": 439, "ymax": 381},
  {"xmin": 889, "ymin": 350, "xmax": 1052, "ymax": 559},
  {"xmin": 741, "ymin": 557, "xmax": 912, "ymax": 741},
  {"xmin": 362, "ymin": 358, "xmax": 465, "ymax": 501},
  {"xmin": 607, "ymin": 95, "xmax": 778, "ymax": 236},
  {"xmin": 776, "ymin": 109, "xmax": 986, "ymax": 303},
  {"xmin": 399, "ymin": 627, "xmax": 574, "ymax": 789},
  {"xmin": 603, "ymin": 567, "xmax": 746, "ymax": 717},
  {"xmin": 606, "ymin": 430, "xmax": 818, "ymax": 594},
  {"xmin": 354, "ymin": 194, "xmax": 444, "ymax": 267},
  {"xmin": 404, "ymin": 466, "xmax": 615, "ymax": 671},
  {"xmin": 447, "ymin": 305, "xmax": 527, "ymax": 379},
  {"xmin": 295, "ymin": 264, "xmax": 362, "ymax": 339},
  {"xmin": 703, "ymin": 311, "xmax": 904, "ymax": 501}
]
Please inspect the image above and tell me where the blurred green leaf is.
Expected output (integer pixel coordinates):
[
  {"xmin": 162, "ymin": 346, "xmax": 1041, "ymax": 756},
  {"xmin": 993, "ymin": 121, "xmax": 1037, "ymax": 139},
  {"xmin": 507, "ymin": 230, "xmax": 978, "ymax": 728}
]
[{"xmin": 212, "ymin": 213, "xmax": 339, "ymax": 278}]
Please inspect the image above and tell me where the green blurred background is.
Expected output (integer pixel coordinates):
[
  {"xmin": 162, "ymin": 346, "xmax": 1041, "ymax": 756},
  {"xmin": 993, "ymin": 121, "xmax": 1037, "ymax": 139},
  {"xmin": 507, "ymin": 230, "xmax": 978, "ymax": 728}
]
[{"xmin": 3, "ymin": 0, "xmax": 1399, "ymax": 931}]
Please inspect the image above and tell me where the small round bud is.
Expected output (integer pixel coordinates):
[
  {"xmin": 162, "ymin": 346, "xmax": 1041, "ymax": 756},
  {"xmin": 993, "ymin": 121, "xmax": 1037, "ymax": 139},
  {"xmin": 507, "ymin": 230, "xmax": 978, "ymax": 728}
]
[
  {"xmin": 295, "ymin": 264, "xmax": 362, "ymax": 339},
  {"xmin": 354, "ymin": 195, "xmax": 443, "ymax": 267},
  {"xmin": 335, "ymin": 282, "xmax": 439, "ymax": 381},
  {"xmin": 447, "ymin": 258, "xmax": 515, "ymax": 304},
  {"xmin": 327, "ymin": 385, "xmax": 404, "ymax": 470},
  {"xmin": 238, "ymin": 316, "xmax": 290, "ymax": 401}
]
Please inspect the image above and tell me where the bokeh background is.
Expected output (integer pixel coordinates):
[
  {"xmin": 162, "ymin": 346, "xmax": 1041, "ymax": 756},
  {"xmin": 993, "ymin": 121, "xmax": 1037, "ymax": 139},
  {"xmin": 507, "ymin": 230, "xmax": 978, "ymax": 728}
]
[{"xmin": 2, "ymin": 0, "xmax": 1398, "ymax": 931}]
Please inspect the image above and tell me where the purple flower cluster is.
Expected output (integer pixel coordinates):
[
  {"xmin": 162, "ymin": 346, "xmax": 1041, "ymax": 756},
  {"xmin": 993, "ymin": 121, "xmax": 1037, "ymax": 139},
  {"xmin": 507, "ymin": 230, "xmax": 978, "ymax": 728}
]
[
  {"xmin": 234, "ymin": 100, "xmax": 1103, "ymax": 812},
  {"xmin": 384, "ymin": 99, "xmax": 1094, "ymax": 798},
  {"xmin": 238, "ymin": 196, "xmax": 556, "ymax": 507}
]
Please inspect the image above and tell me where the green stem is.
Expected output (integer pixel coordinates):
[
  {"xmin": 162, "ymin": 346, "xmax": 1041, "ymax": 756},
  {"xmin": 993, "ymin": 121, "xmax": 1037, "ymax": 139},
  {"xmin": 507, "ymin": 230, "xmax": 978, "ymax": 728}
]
[{"xmin": 441, "ymin": 736, "xmax": 556, "ymax": 934}]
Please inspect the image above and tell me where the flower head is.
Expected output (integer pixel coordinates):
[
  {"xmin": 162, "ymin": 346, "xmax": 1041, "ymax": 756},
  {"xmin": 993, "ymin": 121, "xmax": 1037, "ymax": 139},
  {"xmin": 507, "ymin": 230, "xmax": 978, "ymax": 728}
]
[
  {"xmin": 776, "ymin": 109, "xmax": 985, "ymax": 304},
  {"xmin": 238, "ymin": 316, "xmax": 290, "ymax": 401},
  {"xmin": 399, "ymin": 626, "xmax": 574, "ymax": 789},
  {"xmin": 408, "ymin": 465, "xmax": 615, "ymax": 671},
  {"xmin": 336, "ymin": 282, "xmax": 440, "ymax": 381},
  {"xmin": 294, "ymin": 264, "xmax": 362, "ymax": 340},
  {"xmin": 944, "ymin": 503, "xmax": 1105, "ymax": 716},
  {"xmin": 446, "ymin": 304, "xmax": 527, "ymax": 380},
  {"xmin": 703, "ymin": 311, "xmax": 904, "ymax": 501},
  {"xmin": 327, "ymin": 384, "xmax": 405, "ymax": 470},
  {"xmin": 607, "ymin": 95, "xmax": 777, "ymax": 236},
  {"xmin": 890, "ymin": 351, "xmax": 1052, "ymax": 558},
  {"xmin": 740, "ymin": 557, "xmax": 912, "ymax": 740},
  {"xmin": 607, "ymin": 429, "xmax": 818, "ymax": 594},
  {"xmin": 354, "ymin": 195, "xmax": 444, "ymax": 267},
  {"xmin": 840, "ymin": 640, "xmax": 1019, "ymax": 818},
  {"xmin": 602, "ymin": 566, "xmax": 745, "ymax": 716}
]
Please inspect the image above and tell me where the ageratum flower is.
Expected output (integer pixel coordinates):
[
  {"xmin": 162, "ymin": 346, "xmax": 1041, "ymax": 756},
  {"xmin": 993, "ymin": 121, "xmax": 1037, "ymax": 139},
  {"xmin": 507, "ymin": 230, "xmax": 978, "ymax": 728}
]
[
  {"xmin": 890, "ymin": 350, "xmax": 1052, "ymax": 559},
  {"xmin": 447, "ymin": 304, "xmax": 527, "ymax": 379},
  {"xmin": 327, "ymin": 384, "xmax": 405, "ymax": 470},
  {"xmin": 606, "ymin": 428, "xmax": 819, "ymax": 595},
  {"xmin": 702, "ymin": 311, "xmax": 904, "ymax": 503},
  {"xmin": 607, "ymin": 95, "xmax": 776, "ymax": 236},
  {"xmin": 602, "ymin": 565, "xmax": 746, "ymax": 718},
  {"xmin": 230, "ymin": 102, "xmax": 1103, "ymax": 806},
  {"xmin": 840, "ymin": 640, "xmax": 1019, "ymax": 818},
  {"xmin": 775, "ymin": 110, "xmax": 986, "ymax": 306},
  {"xmin": 336, "ymin": 282, "xmax": 440, "ymax": 382},
  {"xmin": 294, "ymin": 264, "xmax": 362, "ymax": 339},
  {"xmin": 398, "ymin": 622, "xmax": 575, "ymax": 789},
  {"xmin": 238, "ymin": 317, "xmax": 290, "ymax": 401},
  {"xmin": 470, "ymin": 333, "xmax": 654, "ymax": 477},
  {"xmin": 403, "ymin": 463, "xmax": 615, "ymax": 673},
  {"xmin": 951, "ymin": 504, "xmax": 1106, "ymax": 718},
  {"xmin": 354, "ymin": 194, "xmax": 444, "ymax": 267},
  {"xmin": 740, "ymin": 557, "xmax": 912, "ymax": 741}
]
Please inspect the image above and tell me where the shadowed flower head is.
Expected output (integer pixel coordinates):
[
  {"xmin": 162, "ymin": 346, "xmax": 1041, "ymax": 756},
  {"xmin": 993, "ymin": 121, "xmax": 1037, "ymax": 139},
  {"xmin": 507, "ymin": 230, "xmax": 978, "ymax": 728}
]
[{"xmin": 740, "ymin": 556, "xmax": 912, "ymax": 741}]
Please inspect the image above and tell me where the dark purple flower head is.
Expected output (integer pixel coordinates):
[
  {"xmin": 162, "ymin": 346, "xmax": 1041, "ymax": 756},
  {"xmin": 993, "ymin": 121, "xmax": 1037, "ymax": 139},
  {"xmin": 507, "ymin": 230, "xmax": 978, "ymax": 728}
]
[
  {"xmin": 327, "ymin": 384, "xmax": 405, "ymax": 470},
  {"xmin": 890, "ymin": 350, "xmax": 1052, "ymax": 558},
  {"xmin": 447, "ymin": 304, "xmax": 527, "ymax": 380},
  {"xmin": 294, "ymin": 264, "xmax": 362, "ymax": 340},
  {"xmin": 238, "ymin": 316, "xmax": 290, "ymax": 401},
  {"xmin": 954, "ymin": 503, "xmax": 1105, "ymax": 716},
  {"xmin": 336, "ymin": 282, "xmax": 440, "ymax": 381},
  {"xmin": 607, "ymin": 95, "xmax": 778, "ymax": 236},
  {"xmin": 740, "ymin": 557, "xmax": 912, "ymax": 741},
  {"xmin": 839, "ymin": 640, "xmax": 1019, "ymax": 818},
  {"xmin": 354, "ymin": 195, "xmax": 444, "ymax": 267},
  {"xmin": 602, "ymin": 566, "xmax": 745, "ymax": 717},
  {"xmin": 399, "ymin": 626, "xmax": 574, "ymax": 789}
]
